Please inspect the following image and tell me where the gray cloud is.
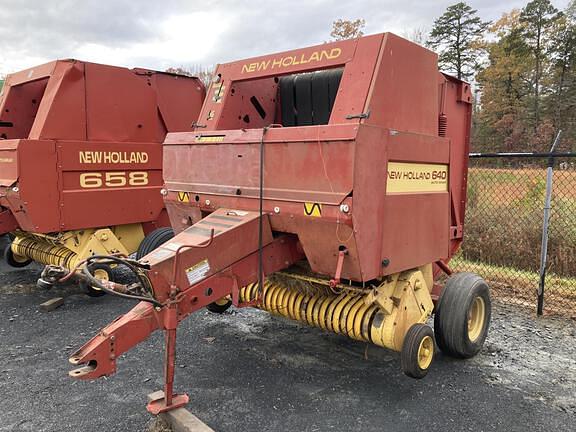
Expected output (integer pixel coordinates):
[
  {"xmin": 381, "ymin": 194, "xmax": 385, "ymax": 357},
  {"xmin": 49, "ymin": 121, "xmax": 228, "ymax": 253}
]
[{"xmin": 0, "ymin": 0, "xmax": 570, "ymax": 74}]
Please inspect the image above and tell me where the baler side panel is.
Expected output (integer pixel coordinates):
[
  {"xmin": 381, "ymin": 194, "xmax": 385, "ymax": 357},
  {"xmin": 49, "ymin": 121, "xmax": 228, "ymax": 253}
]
[
  {"xmin": 56, "ymin": 141, "xmax": 164, "ymax": 231},
  {"xmin": 349, "ymin": 125, "xmax": 388, "ymax": 281},
  {"xmin": 163, "ymin": 128, "xmax": 356, "ymax": 205},
  {"xmin": 31, "ymin": 61, "xmax": 87, "ymax": 141},
  {"xmin": 380, "ymin": 132, "xmax": 451, "ymax": 275},
  {"xmin": 0, "ymin": 140, "xmax": 19, "ymax": 186},
  {"xmin": 442, "ymin": 74, "xmax": 472, "ymax": 258},
  {"xmin": 0, "ymin": 78, "xmax": 50, "ymax": 139},
  {"xmin": 363, "ymin": 33, "xmax": 439, "ymax": 136},
  {"xmin": 11, "ymin": 140, "xmax": 60, "ymax": 232},
  {"xmin": 151, "ymin": 74, "xmax": 206, "ymax": 133},
  {"xmin": 84, "ymin": 63, "xmax": 160, "ymax": 143}
]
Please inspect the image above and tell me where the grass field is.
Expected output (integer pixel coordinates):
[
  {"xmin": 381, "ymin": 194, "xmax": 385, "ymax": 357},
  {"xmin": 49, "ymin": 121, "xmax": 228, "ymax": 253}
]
[
  {"xmin": 459, "ymin": 166, "xmax": 576, "ymax": 314},
  {"xmin": 452, "ymin": 255, "xmax": 576, "ymax": 314}
]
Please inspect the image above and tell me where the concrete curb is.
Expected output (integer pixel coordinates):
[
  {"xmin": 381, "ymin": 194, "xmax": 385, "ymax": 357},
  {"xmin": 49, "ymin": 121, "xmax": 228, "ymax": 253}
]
[{"xmin": 147, "ymin": 391, "xmax": 215, "ymax": 432}]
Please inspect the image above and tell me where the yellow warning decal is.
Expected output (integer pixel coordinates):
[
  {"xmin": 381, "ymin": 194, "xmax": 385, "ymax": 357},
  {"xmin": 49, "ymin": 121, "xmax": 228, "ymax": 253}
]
[
  {"xmin": 386, "ymin": 162, "xmax": 448, "ymax": 193},
  {"xmin": 185, "ymin": 259, "xmax": 211, "ymax": 285},
  {"xmin": 304, "ymin": 202, "xmax": 322, "ymax": 217},
  {"xmin": 195, "ymin": 135, "xmax": 225, "ymax": 143},
  {"xmin": 177, "ymin": 191, "xmax": 190, "ymax": 202}
]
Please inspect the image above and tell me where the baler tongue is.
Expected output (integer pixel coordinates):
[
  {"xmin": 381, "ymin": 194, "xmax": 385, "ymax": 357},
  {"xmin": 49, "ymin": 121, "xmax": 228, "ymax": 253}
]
[
  {"xmin": 68, "ymin": 301, "xmax": 159, "ymax": 380},
  {"xmin": 69, "ymin": 208, "xmax": 301, "ymax": 413}
]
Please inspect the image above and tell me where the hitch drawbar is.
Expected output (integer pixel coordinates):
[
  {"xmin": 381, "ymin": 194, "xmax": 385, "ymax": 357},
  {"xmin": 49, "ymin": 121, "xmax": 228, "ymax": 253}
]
[{"xmin": 69, "ymin": 209, "xmax": 302, "ymax": 413}]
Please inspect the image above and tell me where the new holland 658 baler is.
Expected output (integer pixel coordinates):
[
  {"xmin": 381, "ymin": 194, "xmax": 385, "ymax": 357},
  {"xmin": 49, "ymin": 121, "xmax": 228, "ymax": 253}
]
[
  {"xmin": 0, "ymin": 60, "xmax": 205, "ymax": 294},
  {"xmin": 65, "ymin": 33, "xmax": 490, "ymax": 414}
]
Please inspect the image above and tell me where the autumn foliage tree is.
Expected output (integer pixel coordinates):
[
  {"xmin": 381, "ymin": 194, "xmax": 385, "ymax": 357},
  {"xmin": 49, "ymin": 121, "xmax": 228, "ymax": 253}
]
[
  {"xmin": 475, "ymin": 11, "xmax": 533, "ymax": 151},
  {"xmin": 165, "ymin": 65, "xmax": 213, "ymax": 88},
  {"xmin": 330, "ymin": 19, "xmax": 365, "ymax": 41},
  {"xmin": 424, "ymin": 0, "xmax": 576, "ymax": 152},
  {"xmin": 520, "ymin": 0, "xmax": 560, "ymax": 129}
]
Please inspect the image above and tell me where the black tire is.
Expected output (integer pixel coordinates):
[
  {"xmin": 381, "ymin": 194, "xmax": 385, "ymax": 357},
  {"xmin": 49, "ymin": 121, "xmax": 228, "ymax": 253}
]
[
  {"xmin": 434, "ymin": 272, "xmax": 491, "ymax": 359},
  {"xmin": 206, "ymin": 297, "xmax": 232, "ymax": 314},
  {"xmin": 136, "ymin": 227, "xmax": 175, "ymax": 260},
  {"xmin": 401, "ymin": 323, "xmax": 435, "ymax": 379},
  {"xmin": 80, "ymin": 263, "xmax": 114, "ymax": 298},
  {"xmin": 4, "ymin": 243, "xmax": 32, "ymax": 268}
]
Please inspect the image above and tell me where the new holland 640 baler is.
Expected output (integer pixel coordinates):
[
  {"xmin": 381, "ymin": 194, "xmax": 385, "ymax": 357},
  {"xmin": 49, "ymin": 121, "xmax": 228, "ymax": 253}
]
[
  {"xmin": 65, "ymin": 33, "xmax": 490, "ymax": 414},
  {"xmin": 0, "ymin": 60, "xmax": 205, "ymax": 294}
]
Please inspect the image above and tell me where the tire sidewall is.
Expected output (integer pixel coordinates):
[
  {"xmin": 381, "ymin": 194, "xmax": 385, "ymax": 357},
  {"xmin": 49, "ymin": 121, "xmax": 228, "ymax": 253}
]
[
  {"xmin": 459, "ymin": 280, "xmax": 491, "ymax": 356},
  {"xmin": 81, "ymin": 263, "xmax": 114, "ymax": 297}
]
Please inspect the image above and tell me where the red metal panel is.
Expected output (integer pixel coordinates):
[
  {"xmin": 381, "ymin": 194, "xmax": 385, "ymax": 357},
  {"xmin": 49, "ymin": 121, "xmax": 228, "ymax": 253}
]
[
  {"xmin": 349, "ymin": 125, "xmax": 389, "ymax": 280},
  {"xmin": 164, "ymin": 125, "xmax": 357, "ymax": 205},
  {"xmin": 10, "ymin": 140, "xmax": 60, "ymax": 232},
  {"xmin": 84, "ymin": 63, "xmax": 159, "ymax": 142},
  {"xmin": 149, "ymin": 72, "xmax": 206, "ymax": 133},
  {"xmin": 0, "ymin": 78, "xmax": 50, "ymax": 139},
  {"xmin": 145, "ymin": 209, "xmax": 275, "ymax": 301},
  {"xmin": 381, "ymin": 193, "xmax": 450, "ymax": 275},
  {"xmin": 363, "ymin": 33, "xmax": 439, "ymax": 136},
  {"xmin": 1, "ymin": 61, "xmax": 58, "ymax": 86},
  {"xmin": 56, "ymin": 140, "xmax": 164, "ymax": 230},
  {"xmin": 0, "ymin": 140, "xmax": 19, "ymax": 186},
  {"xmin": 31, "ymin": 61, "xmax": 87, "ymax": 141},
  {"xmin": 441, "ymin": 74, "xmax": 472, "ymax": 257}
]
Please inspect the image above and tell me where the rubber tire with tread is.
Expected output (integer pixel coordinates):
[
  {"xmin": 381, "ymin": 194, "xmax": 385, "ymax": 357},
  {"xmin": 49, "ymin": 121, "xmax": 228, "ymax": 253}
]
[
  {"xmin": 4, "ymin": 243, "xmax": 32, "ymax": 268},
  {"xmin": 434, "ymin": 272, "xmax": 491, "ymax": 359},
  {"xmin": 136, "ymin": 227, "xmax": 175, "ymax": 260},
  {"xmin": 206, "ymin": 298, "xmax": 232, "ymax": 314},
  {"xmin": 401, "ymin": 323, "xmax": 435, "ymax": 379},
  {"xmin": 80, "ymin": 262, "xmax": 114, "ymax": 298}
]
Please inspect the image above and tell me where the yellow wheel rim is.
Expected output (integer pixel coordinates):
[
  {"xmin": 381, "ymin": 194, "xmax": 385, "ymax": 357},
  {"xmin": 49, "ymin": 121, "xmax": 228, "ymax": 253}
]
[
  {"xmin": 12, "ymin": 253, "xmax": 29, "ymax": 264},
  {"xmin": 214, "ymin": 296, "xmax": 231, "ymax": 306},
  {"xmin": 417, "ymin": 335, "xmax": 434, "ymax": 370},
  {"xmin": 468, "ymin": 296, "xmax": 486, "ymax": 342},
  {"xmin": 92, "ymin": 268, "xmax": 109, "ymax": 291}
]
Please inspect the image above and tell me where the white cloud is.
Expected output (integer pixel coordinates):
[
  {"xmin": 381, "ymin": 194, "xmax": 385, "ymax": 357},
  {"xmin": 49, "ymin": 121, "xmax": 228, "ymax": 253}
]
[
  {"xmin": 0, "ymin": 0, "xmax": 571, "ymax": 76},
  {"xmin": 71, "ymin": 11, "xmax": 230, "ymax": 70}
]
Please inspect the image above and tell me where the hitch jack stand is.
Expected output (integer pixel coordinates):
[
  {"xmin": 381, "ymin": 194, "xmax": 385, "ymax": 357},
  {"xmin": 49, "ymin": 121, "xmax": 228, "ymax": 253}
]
[{"xmin": 147, "ymin": 304, "xmax": 189, "ymax": 415}]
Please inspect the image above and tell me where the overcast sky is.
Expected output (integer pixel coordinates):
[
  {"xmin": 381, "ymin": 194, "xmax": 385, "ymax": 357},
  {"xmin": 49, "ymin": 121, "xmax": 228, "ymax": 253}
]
[{"xmin": 0, "ymin": 0, "xmax": 570, "ymax": 76}]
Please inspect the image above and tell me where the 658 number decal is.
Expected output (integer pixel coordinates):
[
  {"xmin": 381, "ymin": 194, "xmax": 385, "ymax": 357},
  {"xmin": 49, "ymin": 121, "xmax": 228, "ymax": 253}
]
[{"xmin": 79, "ymin": 172, "xmax": 149, "ymax": 188}]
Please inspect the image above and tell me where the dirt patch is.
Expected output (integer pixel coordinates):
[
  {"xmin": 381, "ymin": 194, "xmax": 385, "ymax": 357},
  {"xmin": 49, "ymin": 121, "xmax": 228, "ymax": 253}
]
[{"xmin": 147, "ymin": 417, "xmax": 172, "ymax": 432}]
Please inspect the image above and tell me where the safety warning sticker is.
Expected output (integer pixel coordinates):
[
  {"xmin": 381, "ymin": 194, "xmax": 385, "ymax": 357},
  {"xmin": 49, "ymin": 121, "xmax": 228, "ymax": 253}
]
[
  {"xmin": 304, "ymin": 202, "xmax": 322, "ymax": 217},
  {"xmin": 185, "ymin": 259, "xmax": 211, "ymax": 285},
  {"xmin": 177, "ymin": 191, "xmax": 190, "ymax": 202}
]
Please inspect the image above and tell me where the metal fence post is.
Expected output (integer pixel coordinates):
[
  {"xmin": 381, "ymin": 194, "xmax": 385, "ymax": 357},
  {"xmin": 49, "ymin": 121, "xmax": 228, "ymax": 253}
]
[{"xmin": 537, "ymin": 130, "xmax": 562, "ymax": 316}]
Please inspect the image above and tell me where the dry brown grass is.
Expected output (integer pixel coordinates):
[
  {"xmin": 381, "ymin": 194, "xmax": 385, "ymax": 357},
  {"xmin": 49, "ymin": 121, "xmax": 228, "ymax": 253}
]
[{"xmin": 464, "ymin": 167, "xmax": 576, "ymax": 277}]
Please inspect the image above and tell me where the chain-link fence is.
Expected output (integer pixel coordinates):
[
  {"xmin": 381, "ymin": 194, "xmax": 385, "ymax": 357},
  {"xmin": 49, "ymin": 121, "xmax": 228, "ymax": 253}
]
[{"xmin": 451, "ymin": 154, "xmax": 576, "ymax": 316}]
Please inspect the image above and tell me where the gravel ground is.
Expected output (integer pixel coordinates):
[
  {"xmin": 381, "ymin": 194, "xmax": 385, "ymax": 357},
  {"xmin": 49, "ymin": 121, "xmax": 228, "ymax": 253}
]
[{"xmin": 0, "ymin": 258, "xmax": 575, "ymax": 431}]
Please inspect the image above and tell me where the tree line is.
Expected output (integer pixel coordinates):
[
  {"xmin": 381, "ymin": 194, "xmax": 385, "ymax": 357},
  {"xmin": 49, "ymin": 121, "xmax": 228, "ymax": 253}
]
[
  {"xmin": 331, "ymin": 1, "xmax": 575, "ymax": 152},
  {"xmin": 427, "ymin": 0, "xmax": 576, "ymax": 152}
]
